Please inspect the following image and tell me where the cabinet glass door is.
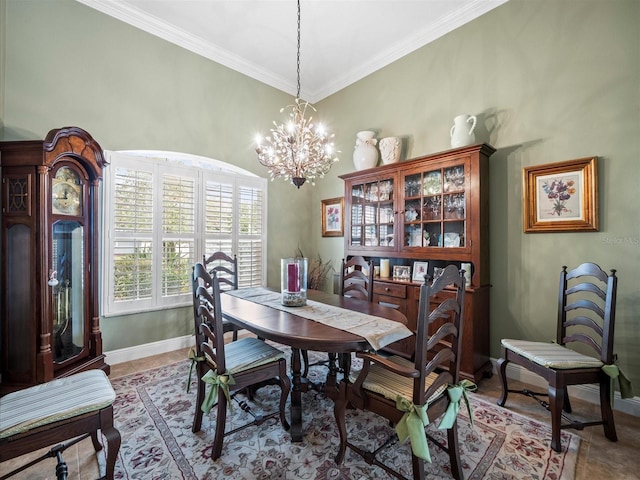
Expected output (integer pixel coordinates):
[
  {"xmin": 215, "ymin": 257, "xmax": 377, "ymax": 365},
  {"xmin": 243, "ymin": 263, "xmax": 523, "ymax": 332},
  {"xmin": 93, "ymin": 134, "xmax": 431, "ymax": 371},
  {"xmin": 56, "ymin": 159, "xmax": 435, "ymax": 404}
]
[
  {"xmin": 403, "ymin": 163, "xmax": 466, "ymax": 249},
  {"xmin": 51, "ymin": 220, "xmax": 85, "ymax": 364},
  {"xmin": 349, "ymin": 178, "xmax": 395, "ymax": 248}
]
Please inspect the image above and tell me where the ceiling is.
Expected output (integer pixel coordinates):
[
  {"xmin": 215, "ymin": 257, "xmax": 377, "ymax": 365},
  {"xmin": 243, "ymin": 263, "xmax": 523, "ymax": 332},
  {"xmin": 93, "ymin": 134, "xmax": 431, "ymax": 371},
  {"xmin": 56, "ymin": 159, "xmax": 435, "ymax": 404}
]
[{"xmin": 77, "ymin": 0, "xmax": 508, "ymax": 103}]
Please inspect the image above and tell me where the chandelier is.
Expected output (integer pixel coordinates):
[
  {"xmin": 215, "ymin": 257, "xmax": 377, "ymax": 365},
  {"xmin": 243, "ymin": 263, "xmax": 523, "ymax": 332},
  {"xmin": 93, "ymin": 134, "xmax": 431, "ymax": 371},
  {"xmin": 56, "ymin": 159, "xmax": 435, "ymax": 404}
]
[{"xmin": 255, "ymin": 0, "xmax": 338, "ymax": 189}]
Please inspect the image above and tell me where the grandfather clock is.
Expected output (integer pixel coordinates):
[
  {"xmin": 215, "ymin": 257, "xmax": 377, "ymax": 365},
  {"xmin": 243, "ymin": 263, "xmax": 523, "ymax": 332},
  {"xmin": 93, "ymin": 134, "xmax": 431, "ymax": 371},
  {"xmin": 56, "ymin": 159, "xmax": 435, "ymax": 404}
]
[{"xmin": 0, "ymin": 126, "xmax": 109, "ymax": 393}]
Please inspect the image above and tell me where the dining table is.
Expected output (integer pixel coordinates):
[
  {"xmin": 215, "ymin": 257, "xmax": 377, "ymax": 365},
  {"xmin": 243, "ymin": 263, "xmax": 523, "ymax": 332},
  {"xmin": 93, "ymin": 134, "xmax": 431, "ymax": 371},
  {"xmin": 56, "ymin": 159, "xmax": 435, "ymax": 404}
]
[{"xmin": 220, "ymin": 287, "xmax": 412, "ymax": 442}]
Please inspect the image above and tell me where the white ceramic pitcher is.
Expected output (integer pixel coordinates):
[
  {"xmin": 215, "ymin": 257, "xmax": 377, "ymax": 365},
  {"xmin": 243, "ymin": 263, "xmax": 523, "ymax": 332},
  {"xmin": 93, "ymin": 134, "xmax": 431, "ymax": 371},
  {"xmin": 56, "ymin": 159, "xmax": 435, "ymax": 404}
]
[{"xmin": 450, "ymin": 114, "xmax": 477, "ymax": 148}]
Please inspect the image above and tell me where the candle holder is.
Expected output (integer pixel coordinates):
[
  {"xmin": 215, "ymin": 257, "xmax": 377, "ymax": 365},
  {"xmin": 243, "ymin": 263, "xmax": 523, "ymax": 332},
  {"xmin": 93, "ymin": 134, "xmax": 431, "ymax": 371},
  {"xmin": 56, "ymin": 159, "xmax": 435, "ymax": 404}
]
[{"xmin": 281, "ymin": 257, "xmax": 308, "ymax": 306}]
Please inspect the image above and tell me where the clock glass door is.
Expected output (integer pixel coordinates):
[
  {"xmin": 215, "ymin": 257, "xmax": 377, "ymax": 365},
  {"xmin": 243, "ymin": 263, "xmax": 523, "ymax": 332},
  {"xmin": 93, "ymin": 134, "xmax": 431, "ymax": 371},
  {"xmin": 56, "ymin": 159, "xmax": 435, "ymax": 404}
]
[{"xmin": 51, "ymin": 220, "xmax": 85, "ymax": 364}]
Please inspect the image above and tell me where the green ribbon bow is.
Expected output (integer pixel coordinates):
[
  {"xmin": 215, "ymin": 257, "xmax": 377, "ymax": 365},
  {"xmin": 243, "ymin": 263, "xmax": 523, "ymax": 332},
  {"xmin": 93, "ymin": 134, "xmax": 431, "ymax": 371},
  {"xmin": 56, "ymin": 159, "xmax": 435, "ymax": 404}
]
[
  {"xmin": 438, "ymin": 379, "xmax": 477, "ymax": 430},
  {"xmin": 186, "ymin": 348, "xmax": 205, "ymax": 393},
  {"xmin": 602, "ymin": 355, "xmax": 634, "ymax": 400},
  {"xmin": 201, "ymin": 369, "xmax": 236, "ymax": 414},
  {"xmin": 395, "ymin": 396, "xmax": 431, "ymax": 462}
]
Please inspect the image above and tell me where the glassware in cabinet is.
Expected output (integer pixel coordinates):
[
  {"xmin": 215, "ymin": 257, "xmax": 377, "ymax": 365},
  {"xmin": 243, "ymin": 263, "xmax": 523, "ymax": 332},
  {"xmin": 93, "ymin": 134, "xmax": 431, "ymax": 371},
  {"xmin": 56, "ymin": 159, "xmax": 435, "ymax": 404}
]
[{"xmin": 402, "ymin": 162, "xmax": 468, "ymax": 250}]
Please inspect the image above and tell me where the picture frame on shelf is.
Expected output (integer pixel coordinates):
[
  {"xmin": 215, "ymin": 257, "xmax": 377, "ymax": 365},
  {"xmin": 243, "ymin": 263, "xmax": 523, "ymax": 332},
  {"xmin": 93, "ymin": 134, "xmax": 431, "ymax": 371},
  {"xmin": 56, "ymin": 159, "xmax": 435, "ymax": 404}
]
[
  {"xmin": 412, "ymin": 261, "xmax": 429, "ymax": 282},
  {"xmin": 523, "ymin": 157, "xmax": 598, "ymax": 233},
  {"xmin": 393, "ymin": 265, "xmax": 411, "ymax": 281},
  {"xmin": 321, "ymin": 197, "xmax": 344, "ymax": 237},
  {"xmin": 433, "ymin": 267, "xmax": 445, "ymax": 280}
]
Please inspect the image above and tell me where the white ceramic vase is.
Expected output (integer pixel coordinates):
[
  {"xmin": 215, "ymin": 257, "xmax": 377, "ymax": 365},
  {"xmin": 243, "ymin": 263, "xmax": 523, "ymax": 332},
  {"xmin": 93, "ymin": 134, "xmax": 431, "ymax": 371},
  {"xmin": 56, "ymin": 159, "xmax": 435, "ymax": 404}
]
[
  {"xmin": 353, "ymin": 131, "xmax": 379, "ymax": 170},
  {"xmin": 379, "ymin": 137, "xmax": 401, "ymax": 165},
  {"xmin": 450, "ymin": 114, "xmax": 477, "ymax": 148}
]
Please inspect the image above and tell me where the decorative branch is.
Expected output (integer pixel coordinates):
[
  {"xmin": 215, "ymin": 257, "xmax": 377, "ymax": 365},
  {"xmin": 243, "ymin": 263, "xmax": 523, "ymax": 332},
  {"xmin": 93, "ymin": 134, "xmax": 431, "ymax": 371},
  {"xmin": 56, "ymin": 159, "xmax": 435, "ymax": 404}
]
[{"xmin": 294, "ymin": 247, "xmax": 334, "ymax": 290}]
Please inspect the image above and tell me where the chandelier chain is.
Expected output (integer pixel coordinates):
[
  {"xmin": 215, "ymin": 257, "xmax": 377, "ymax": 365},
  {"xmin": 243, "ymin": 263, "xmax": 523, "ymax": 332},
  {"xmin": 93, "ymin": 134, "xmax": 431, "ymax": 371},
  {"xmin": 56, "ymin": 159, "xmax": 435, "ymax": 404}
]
[{"xmin": 296, "ymin": 0, "xmax": 301, "ymax": 99}]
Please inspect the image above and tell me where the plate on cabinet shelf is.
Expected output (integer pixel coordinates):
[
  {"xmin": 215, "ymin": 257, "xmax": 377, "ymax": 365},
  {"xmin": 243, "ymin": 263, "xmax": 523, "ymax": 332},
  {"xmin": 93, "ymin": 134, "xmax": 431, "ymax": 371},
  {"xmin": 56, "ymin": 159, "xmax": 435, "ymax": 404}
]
[
  {"xmin": 443, "ymin": 232, "xmax": 461, "ymax": 247},
  {"xmin": 423, "ymin": 172, "xmax": 442, "ymax": 195}
]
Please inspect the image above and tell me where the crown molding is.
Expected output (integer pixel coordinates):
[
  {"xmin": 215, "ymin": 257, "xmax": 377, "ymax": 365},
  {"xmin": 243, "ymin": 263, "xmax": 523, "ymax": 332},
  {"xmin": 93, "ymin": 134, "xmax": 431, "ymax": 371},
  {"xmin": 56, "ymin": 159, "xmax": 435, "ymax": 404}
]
[{"xmin": 77, "ymin": 0, "xmax": 507, "ymax": 103}]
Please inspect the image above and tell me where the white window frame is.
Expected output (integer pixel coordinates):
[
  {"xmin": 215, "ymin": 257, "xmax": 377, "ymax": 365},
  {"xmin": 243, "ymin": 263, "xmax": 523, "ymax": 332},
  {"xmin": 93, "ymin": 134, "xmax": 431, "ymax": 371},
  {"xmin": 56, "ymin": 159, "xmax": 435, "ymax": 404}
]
[{"xmin": 101, "ymin": 150, "xmax": 267, "ymax": 316}]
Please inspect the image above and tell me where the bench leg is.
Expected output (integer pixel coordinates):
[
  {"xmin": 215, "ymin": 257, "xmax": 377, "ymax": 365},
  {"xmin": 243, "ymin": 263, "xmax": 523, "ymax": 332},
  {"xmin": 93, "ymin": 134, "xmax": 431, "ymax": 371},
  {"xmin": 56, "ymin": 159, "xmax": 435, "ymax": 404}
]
[{"xmin": 100, "ymin": 408, "xmax": 121, "ymax": 480}]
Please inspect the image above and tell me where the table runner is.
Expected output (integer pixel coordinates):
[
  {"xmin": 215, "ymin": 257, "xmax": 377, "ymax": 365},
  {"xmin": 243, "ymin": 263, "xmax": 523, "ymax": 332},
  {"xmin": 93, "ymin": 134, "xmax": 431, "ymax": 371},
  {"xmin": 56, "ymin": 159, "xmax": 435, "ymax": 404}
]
[{"xmin": 224, "ymin": 288, "xmax": 412, "ymax": 351}]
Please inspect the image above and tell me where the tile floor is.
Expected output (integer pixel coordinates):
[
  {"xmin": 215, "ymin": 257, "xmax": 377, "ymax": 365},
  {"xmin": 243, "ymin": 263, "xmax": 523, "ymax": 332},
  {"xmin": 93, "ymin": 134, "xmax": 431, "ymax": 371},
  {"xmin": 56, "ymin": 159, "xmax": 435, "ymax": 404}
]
[{"xmin": 2, "ymin": 347, "xmax": 639, "ymax": 479}]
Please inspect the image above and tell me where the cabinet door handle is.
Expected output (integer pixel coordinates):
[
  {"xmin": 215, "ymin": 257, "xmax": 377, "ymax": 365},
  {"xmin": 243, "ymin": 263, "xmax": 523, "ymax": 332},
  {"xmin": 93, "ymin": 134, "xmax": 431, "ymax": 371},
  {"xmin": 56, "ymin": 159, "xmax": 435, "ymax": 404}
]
[{"xmin": 385, "ymin": 287, "xmax": 390, "ymax": 292}]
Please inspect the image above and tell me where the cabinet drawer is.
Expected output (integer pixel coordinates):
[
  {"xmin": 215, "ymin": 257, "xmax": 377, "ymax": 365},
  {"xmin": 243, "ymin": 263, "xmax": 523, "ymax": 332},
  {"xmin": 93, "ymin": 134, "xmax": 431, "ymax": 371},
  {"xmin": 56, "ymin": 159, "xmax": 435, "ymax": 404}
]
[
  {"xmin": 375, "ymin": 295, "xmax": 408, "ymax": 315},
  {"xmin": 374, "ymin": 282, "xmax": 407, "ymax": 299}
]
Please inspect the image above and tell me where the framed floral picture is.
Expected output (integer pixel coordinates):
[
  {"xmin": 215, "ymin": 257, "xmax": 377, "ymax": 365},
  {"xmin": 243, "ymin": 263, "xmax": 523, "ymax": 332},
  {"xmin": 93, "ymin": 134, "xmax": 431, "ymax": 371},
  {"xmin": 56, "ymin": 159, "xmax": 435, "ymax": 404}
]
[
  {"xmin": 523, "ymin": 157, "xmax": 598, "ymax": 233},
  {"xmin": 321, "ymin": 197, "xmax": 344, "ymax": 237}
]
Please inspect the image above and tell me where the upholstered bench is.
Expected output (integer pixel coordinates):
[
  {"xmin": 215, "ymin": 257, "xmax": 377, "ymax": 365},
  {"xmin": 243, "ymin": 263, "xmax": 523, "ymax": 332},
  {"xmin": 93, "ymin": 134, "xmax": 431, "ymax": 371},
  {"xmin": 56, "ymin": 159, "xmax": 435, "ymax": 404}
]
[{"xmin": 0, "ymin": 369, "xmax": 120, "ymax": 480}]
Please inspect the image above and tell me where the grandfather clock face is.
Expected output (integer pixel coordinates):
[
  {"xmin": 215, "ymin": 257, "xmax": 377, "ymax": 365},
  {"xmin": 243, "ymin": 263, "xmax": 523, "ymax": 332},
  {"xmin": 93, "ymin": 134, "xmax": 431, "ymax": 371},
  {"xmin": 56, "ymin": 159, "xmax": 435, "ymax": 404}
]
[{"xmin": 52, "ymin": 166, "xmax": 82, "ymax": 216}]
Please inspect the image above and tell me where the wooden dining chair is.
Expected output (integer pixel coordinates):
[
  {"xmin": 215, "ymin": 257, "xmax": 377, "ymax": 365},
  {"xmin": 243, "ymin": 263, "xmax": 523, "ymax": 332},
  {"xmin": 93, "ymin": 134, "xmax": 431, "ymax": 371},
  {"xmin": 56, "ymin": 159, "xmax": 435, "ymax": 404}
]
[
  {"xmin": 202, "ymin": 251, "xmax": 241, "ymax": 340},
  {"xmin": 191, "ymin": 267, "xmax": 291, "ymax": 460},
  {"xmin": 194, "ymin": 259, "xmax": 240, "ymax": 342},
  {"xmin": 333, "ymin": 264, "xmax": 471, "ymax": 480},
  {"xmin": 339, "ymin": 256, "xmax": 374, "ymax": 301},
  {"xmin": 496, "ymin": 262, "xmax": 631, "ymax": 452},
  {"xmin": 302, "ymin": 256, "xmax": 375, "ymax": 378}
]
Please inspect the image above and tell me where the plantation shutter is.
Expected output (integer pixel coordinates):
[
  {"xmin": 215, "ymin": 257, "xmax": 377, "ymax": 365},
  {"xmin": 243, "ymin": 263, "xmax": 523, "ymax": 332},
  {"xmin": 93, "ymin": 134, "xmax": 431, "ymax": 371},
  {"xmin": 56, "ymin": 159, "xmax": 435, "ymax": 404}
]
[
  {"xmin": 238, "ymin": 184, "xmax": 264, "ymax": 287},
  {"xmin": 161, "ymin": 173, "xmax": 196, "ymax": 297},
  {"xmin": 103, "ymin": 150, "xmax": 267, "ymax": 316},
  {"xmin": 112, "ymin": 166, "xmax": 154, "ymax": 303},
  {"xmin": 204, "ymin": 179, "xmax": 234, "ymax": 256}
]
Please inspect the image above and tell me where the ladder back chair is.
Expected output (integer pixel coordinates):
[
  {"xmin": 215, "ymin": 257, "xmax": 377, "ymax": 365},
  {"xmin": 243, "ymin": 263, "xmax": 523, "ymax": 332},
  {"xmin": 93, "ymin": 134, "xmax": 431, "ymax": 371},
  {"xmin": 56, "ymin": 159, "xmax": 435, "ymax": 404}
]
[
  {"xmin": 203, "ymin": 251, "xmax": 241, "ymax": 340},
  {"xmin": 497, "ymin": 262, "xmax": 632, "ymax": 452},
  {"xmin": 302, "ymin": 256, "xmax": 375, "ymax": 379},
  {"xmin": 339, "ymin": 256, "xmax": 374, "ymax": 302},
  {"xmin": 334, "ymin": 264, "xmax": 472, "ymax": 480},
  {"xmin": 190, "ymin": 266, "xmax": 291, "ymax": 460}
]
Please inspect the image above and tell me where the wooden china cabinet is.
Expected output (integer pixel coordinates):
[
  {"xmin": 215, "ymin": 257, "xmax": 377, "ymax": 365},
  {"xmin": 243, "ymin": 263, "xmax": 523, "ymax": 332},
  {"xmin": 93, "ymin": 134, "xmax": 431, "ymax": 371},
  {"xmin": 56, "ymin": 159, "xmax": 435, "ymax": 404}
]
[
  {"xmin": 0, "ymin": 126, "xmax": 109, "ymax": 393},
  {"xmin": 340, "ymin": 143, "xmax": 495, "ymax": 382}
]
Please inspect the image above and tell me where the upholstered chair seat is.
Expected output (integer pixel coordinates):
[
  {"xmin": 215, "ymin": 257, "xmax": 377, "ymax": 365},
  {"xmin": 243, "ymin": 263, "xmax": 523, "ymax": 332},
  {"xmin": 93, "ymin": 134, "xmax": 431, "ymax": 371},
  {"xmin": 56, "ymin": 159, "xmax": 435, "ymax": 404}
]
[
  {"xmin": 500, "ymin": 339, "xmax": 604, "ymax": 369},
  {"xmin": 204, "ymin": 336, "xmax": 287, "ymax": 374},
  {"xmin": 348, "ymin": 354, "xmax": 447, "ymax": 405},
  {"xmin": 0, "ymin": 369, "xmax": 120, "ymax": 480}
]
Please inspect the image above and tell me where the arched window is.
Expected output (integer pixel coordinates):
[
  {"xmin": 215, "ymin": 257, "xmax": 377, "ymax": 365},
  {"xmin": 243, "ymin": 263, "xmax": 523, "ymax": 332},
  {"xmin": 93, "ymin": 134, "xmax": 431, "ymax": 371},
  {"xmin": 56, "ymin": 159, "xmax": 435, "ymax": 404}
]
[{"xmin": 101, "ymin": 150, "xmax": 267, "ymax": 316}]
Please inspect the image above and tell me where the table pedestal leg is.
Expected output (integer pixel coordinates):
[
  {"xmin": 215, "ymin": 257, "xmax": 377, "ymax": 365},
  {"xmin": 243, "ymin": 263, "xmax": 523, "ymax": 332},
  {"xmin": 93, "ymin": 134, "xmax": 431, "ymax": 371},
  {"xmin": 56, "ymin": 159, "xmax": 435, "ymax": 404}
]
[
  {"xmin": 340, "ymin": 352, "xmax": 352, "ymax": 381},
  {"xmin": 323, "ymin": 353, "xmax": 338, "ymax": 400},
  {"xmin": 290, "ymin": 347, "xmax": 304, "ymax": 442}
]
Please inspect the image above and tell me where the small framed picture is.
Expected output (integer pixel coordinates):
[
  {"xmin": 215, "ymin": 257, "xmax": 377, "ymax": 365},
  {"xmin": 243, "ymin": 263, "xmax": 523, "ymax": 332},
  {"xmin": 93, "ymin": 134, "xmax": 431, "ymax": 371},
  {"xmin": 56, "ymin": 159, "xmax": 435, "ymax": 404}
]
[
  {"xmin": 393, "ymin": 265, "xmax": 411, "ymax": 281},
  {"xmin": 321, "ymin": 197, "xmax": 344, "ymax": 237},
  {"xmin": 433, "ymin": 267, "xmax": 445, "ymax": 280},
  {"xmin": 412, "ymin": 261, "xmax": 428, "ymax": 282}
]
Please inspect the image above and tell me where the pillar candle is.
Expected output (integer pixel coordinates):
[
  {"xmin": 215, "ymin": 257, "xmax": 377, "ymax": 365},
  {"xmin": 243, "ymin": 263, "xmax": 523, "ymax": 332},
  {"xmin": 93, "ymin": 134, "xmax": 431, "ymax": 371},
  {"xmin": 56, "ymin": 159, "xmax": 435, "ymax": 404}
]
[
  {"xmin": 287, "ymin": 263, "xmax": 299, "ymax": 292},
  {"xmin": 380, "ymin": 259, "xmax": 390, "ymax": 278}
]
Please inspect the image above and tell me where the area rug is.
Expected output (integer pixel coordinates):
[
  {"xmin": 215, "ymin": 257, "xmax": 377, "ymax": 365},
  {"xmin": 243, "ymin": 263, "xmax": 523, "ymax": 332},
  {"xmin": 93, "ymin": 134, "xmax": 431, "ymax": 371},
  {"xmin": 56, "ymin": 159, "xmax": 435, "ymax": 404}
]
[{"xmin": 109, "ymin": 354, "xmax": 579, "ymax": 479}]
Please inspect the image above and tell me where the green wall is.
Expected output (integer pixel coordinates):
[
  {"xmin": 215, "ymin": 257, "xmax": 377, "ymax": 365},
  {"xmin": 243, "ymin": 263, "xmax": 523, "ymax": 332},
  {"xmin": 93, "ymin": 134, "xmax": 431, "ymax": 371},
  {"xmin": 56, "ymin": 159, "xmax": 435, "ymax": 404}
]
[
  {"xmin": 313, "ymin": 0, "xmax": 640, "ymax": 388},
  {"xmin": 1, "ymin": 0, "xmax": 638, "ymax": 389},
  {"xmin": 0, "ymin": 0, "xmax": 313, "ymax": 348}
]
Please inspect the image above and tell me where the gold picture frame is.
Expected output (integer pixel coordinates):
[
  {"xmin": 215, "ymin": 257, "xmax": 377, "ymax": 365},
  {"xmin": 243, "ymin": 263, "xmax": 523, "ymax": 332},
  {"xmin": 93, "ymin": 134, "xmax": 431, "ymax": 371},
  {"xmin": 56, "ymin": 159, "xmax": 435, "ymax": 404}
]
[
  {"xmin": 523, "ymin": 157, "xmax": 598, "ymax": 233},
  {"xmin": 321, "ymin": 197, "xmax": 344, "ymax": 237}
]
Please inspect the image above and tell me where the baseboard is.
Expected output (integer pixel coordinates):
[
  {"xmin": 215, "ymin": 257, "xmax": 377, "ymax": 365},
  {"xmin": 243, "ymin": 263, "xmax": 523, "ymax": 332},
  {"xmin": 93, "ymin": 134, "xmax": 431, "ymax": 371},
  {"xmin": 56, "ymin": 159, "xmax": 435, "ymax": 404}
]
[
  {"xmin": 492, "ymin": 357, "xmax": 640, "ymax": 418},
  {"xmin": 105, "ymin": 335, "xmax": 193, "ymax": 365}
]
